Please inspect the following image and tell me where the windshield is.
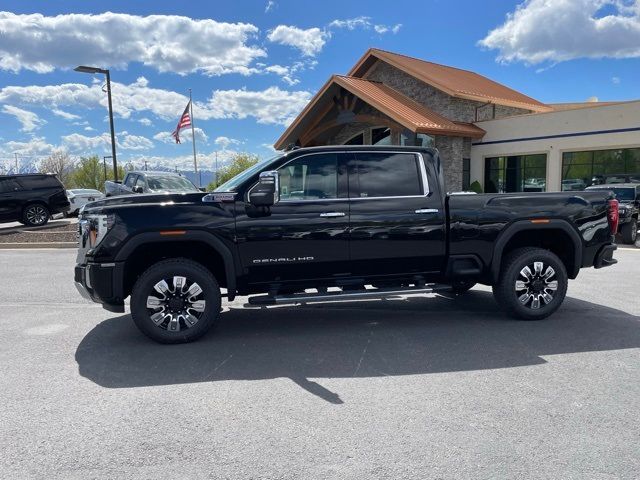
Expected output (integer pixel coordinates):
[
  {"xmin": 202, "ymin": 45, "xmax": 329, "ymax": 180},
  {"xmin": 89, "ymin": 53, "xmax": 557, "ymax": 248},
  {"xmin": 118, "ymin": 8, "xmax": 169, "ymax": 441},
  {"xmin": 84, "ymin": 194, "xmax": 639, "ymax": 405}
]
[
  {"xmin": 214, "ymin": 155, "xmax": 282, "ymax": 192},
  {"xmin": 147, "ymin": 175, "xmax": 198, "ymax": 192},
  {"xmin": 589, "ymin": 187, "xmax": 635, "ymax": 201}
]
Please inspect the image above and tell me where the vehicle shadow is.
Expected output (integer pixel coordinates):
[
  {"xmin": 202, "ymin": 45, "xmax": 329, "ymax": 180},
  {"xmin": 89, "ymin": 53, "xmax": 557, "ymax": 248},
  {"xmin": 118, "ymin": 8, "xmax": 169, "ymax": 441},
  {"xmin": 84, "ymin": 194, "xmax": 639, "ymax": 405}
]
[{"xmin": 75, "ymin": 291, "xmax": 640, "ymax": 403}]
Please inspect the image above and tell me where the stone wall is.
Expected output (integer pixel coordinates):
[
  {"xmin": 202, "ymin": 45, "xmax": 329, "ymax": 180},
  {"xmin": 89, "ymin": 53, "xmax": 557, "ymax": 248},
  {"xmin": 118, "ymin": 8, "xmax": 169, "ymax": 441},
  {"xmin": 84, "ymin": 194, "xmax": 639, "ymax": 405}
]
[{"xmin": 434, "ymin": 136, "xmax": 465, "ymax": 192}]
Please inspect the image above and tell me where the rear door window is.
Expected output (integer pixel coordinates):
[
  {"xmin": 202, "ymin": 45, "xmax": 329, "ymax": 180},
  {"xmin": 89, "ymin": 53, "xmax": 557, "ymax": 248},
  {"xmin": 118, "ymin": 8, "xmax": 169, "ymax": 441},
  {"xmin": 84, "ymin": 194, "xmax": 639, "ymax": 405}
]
[{"xmin": 350, "ymin": 152, "xmax": 424, "ymax": 198}]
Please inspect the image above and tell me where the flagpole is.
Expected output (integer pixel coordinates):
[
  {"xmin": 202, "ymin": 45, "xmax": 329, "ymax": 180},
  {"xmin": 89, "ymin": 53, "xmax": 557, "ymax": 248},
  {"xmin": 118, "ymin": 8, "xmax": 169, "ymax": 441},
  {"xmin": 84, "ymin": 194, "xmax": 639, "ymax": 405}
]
[{"xmin": 188, "ymin": 89, "xmax": 199, "ymax": 187}]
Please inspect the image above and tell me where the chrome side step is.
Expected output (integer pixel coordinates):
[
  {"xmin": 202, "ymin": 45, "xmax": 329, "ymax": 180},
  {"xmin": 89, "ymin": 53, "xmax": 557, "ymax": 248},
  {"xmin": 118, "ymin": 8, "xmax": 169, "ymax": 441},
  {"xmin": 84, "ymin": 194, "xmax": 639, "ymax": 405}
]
[{"xmin": 248, "ymin": 284, "xmax": 451, "ymax": 306}]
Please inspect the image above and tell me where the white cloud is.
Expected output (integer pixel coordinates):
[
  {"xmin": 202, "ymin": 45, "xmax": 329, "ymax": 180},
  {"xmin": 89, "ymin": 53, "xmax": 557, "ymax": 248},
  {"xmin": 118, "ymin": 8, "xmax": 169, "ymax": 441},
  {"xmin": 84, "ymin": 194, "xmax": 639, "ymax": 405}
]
[
  {"xmin": 214, "ymin": 136, "xmax": 241, "ymax": 149},
  {"xmin": 479, "ymin": 0, "xmax": 640, "ymax": 64},
  {"xmin": 154, "ymin": 127, "xmax": 209, "ymax": 144},
  {"xmin": 205, "ymin": 86, "xmax": 312, "ymax": 125},
  {"xmin": 119, "ymin": 132, "xmax": 154, "ymax": 151},
  {"xmin": 138, "ymin": 118, "xmax": 153, "ymax": 126},
  {"xmin": 328, "ymin": 16, "xmax": 402, "ymax": 35},
  {"xmin": 0, "ymin": 78, "xmax": 310, "ymax": 126},
  {"xmin": 612, "ymin": 76, "xmax": 621, "ymax": 84},
  {"xmin": 265, "ymin": 1, "xmax": 276, "ymax": 12},
  {"xmin": 0, "ymin": 12, "xmax": 265, "ymax": 76},
  {"xmin": 84, "ymin": 126, "xmax": 95, "ymax": 131},
  {"xmin": 1, "ymin": 105, "xmax": 46, "ymax": 131},
  {"xmin": 61, "ymin": 132, "xmax": 153, "ymax": 154},
  {"xmin": 51, "ymin": 109, "xmax": 81, "ymax": 120},
  {"xmin": 267, "ymin": 25, "xmax": 328, "ymax": 56},
  {"xmin": 2, "ymin": 136, "xmax": 55, "ymax": 156},
  {"xmin": 264, "ymin": 64, "xmax": 301, "ymax": 85}
]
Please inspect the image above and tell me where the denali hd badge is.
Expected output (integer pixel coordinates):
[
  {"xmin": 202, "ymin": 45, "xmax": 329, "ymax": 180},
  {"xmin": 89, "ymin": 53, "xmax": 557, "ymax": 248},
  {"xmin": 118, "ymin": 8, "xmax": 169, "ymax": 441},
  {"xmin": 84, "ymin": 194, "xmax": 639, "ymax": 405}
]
[{"xmin": 253, "ymin": 256, "xmax": 314, "ymax": 264}]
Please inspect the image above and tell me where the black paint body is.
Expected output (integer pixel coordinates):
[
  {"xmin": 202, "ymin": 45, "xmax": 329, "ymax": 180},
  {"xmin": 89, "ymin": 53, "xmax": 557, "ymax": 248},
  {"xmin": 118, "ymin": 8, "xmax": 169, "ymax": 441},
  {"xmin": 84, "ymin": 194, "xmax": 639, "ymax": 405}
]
[{"xmin": 74, "ymin": 146, "xmax": 617, "ymax": 311}]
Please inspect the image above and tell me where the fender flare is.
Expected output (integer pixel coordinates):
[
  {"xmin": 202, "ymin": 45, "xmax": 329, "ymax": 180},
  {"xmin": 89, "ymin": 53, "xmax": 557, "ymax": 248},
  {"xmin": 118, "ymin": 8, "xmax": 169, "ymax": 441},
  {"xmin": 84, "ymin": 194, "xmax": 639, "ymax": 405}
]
[
  {"xmin": 491, "ymin": 219, "xmax": 583, "ymax": 282},
  {"xmin": 114, "ymin": 230, "xmax": 237, "ymax": 300}
]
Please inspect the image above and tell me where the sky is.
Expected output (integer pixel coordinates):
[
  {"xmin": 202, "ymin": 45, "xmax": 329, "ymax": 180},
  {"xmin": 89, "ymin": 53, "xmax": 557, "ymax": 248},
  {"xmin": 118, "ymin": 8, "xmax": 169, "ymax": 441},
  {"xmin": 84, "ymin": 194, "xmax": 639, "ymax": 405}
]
[{"xmin": 0, "ymin": 0, "xmax": 639, "ymax": 173}]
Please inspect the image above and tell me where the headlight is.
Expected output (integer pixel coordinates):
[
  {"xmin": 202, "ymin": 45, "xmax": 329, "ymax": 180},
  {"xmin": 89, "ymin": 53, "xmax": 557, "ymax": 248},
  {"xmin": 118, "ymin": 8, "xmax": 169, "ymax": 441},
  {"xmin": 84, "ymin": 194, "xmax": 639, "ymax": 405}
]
[{"xmin": 79, "ymin": 214, "xmax": 115, "ymax": 249}]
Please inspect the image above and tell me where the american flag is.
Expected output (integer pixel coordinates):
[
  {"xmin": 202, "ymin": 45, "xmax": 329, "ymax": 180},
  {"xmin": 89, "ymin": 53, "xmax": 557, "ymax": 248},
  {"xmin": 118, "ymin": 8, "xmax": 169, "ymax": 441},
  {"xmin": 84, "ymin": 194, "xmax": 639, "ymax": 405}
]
[{"xmin": 171, "ymin": 101, "xmax": 192, "ymax": 144}]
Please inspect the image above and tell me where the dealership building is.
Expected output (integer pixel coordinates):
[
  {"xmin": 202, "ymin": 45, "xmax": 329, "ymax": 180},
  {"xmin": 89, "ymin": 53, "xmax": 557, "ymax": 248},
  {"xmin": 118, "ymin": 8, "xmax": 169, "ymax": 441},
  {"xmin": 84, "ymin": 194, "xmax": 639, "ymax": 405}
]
[{"xmin": 275, "ymin": 48, "xmax": 640, "ymax": 193}]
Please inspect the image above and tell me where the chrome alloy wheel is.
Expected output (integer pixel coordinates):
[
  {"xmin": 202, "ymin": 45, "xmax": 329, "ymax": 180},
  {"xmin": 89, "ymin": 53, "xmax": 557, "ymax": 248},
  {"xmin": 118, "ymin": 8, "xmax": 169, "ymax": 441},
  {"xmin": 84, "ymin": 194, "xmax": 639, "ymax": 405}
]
[
  {"xmin": 514, "ymin": 261, "xmax": 558, "ymax": 310},
  {"xmin": 146, "ymin": 276, "xmax": 206, "ymax": 332},
  {"xmin": 26, "ymin": 205, "xmax": 47, "ymax": 225}
]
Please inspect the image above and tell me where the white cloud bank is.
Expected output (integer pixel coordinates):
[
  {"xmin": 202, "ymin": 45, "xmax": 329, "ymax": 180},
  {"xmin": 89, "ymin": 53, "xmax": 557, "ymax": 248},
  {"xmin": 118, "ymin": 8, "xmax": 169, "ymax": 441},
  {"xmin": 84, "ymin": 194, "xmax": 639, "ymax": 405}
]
[
  {"xmin": 479, "ymin": 0, "xmax": 640, "ymax": 64},
  {"xmin": 0, "ymin": 78, "xmax": 311, "ymax": 126},
  {"xmin": 0, "ymin": 11, "xmax": 265, "ymax": 75}
]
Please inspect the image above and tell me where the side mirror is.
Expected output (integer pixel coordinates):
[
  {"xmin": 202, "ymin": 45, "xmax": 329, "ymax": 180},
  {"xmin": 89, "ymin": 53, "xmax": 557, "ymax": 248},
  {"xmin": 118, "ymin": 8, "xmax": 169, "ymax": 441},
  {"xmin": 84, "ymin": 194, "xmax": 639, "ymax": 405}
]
[
  {"xmin": 132, "ymin": 185, "xmax": 144, "ymax": 193},
  {"xmin": 249, "ymin": 171, "xmax": 279, "ymax": 207}
]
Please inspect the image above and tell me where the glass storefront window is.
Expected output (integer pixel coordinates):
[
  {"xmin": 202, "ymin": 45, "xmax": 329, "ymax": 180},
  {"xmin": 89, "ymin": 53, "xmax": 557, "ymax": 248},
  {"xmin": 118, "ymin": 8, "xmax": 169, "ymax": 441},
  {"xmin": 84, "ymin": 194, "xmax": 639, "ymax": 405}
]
[
  {"xmin": 561, "ymin": 147, "xmax": 640, "ymax": 190},
  {"xmin": 484, "ymin": 154, "xmax": 547, "ymax": 193}
]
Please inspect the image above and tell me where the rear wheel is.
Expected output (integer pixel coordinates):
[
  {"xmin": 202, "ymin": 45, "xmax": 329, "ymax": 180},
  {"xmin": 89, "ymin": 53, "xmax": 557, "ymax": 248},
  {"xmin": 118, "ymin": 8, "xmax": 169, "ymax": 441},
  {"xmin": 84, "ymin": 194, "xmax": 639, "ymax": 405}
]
[
  {"xmin": 130, "ymin": 258, "xmax": 221, "ymax": 344},
  {"xmin": 619, "ymin": 218, "xmax": 637, "ymax": 244},
  {"xmin": 492, "ymin": 247, "xmax": 568, "ymax": 321},
  {"xmin": 22, "ymin": 204, "xmax": 50, "ymax": 227}
]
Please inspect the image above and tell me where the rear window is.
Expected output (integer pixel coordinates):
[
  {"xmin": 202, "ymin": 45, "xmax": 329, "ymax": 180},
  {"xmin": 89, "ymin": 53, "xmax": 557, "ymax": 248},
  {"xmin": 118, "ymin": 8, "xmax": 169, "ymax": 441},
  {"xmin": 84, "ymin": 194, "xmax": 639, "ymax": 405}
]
[
  {"xmin": 17, "ymin": 175, "xmax": 62, "ymax": 189},
  {"xmin": 350, "ymin": 152, "xmax": 423, "ymax": 198}
]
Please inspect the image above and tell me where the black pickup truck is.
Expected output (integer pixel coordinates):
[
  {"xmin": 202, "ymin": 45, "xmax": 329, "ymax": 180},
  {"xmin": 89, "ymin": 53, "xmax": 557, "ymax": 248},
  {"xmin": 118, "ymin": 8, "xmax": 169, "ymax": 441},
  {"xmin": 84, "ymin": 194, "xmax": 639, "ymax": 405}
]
[{"xmin": 74, "ymin": 146, "xmax": 619, "ymax": 343}]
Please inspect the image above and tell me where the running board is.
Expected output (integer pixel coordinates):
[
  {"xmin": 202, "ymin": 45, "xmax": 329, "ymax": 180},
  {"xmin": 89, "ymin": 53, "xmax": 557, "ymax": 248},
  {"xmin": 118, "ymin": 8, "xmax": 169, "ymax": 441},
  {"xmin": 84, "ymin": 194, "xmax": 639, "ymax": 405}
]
[{"xmin": 248, "ymin": 284, "xmax": 451, "ymax": 306}]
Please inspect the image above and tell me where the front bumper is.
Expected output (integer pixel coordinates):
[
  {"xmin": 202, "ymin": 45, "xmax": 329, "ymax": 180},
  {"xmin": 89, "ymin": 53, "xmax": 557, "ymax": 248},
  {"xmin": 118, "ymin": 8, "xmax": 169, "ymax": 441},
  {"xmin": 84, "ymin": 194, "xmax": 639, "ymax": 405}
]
[
  {"xmin": 594, "ymin": 243, "xmax": 617, "ymax": 269},
  {"xmin": 75, "ymin": 262, "xmax": 125, "ymax": 313}
]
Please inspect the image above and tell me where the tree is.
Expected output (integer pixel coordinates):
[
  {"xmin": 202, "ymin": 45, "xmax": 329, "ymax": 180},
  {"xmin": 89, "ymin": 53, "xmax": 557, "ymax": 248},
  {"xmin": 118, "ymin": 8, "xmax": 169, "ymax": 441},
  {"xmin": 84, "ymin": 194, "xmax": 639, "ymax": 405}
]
[
  {"xmin": 207, "ymin": 153, "xmax": 259, "ymax": 190},
  {"xmin": 38, "ymin": 150, "xmax": 76, "ymax": 187},
  {"xmin": 70, "ymin": 155, "xmax": 126, "ymax": 191}
]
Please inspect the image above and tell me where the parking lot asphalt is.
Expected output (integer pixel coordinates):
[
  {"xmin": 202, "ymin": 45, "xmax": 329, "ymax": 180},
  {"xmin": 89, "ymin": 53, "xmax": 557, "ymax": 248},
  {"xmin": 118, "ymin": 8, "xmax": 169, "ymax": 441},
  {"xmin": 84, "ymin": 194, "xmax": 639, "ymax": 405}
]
[{"xmin": 0, "ymin": 249, "xmax": 639, "ymax": 479}]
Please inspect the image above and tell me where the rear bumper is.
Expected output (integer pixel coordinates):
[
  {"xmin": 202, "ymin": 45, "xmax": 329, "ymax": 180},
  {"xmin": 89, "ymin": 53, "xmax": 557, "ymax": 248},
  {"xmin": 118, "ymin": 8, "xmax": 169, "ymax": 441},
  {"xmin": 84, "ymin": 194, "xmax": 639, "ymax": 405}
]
[
  {"xmin": 74, "ymin": 262, "xmax": 125, "ymax": 313},
  {"xmin": 594, "ymin": 243, "xmax": 617, "ymax": 269}
]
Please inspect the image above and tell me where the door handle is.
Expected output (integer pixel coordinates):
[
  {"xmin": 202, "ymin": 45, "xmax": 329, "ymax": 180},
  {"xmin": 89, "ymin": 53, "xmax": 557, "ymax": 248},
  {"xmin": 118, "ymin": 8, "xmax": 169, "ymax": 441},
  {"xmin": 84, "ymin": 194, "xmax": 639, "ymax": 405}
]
[
  {"xmin": 320, "ymin": 212, "xmax": 346, "ymax": 218},
  {"xmin": 415, "ymin": 208, "xmax": 439, "ymax": 214}
]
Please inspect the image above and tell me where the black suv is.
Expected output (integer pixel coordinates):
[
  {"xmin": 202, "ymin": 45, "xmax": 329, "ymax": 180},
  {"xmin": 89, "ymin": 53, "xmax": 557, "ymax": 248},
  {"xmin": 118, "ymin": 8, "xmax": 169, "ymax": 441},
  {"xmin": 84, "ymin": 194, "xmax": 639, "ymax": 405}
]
[
  {"xmin": 0, "ymin": 174, "xmax": 70, "ymax": 226},
  {"xmin": 586, "ymin": 183, "xmax": 640, "ymax": 243}
]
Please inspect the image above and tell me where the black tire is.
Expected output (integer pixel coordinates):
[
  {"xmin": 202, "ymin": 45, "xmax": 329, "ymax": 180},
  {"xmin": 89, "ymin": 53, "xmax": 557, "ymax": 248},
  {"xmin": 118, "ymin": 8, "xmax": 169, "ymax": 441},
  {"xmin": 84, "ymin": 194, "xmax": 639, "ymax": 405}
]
[
  {"xmin": 619, "ymin": 218, "xmax": 637, "ymax": 244},
  {"xmin": 22, "ymin": 203, "xmax": 50, "ymax": 227},
  {"xmin": 130, "ymin": 258, "xmax": 221, "ymax": 344},
  {"xmin": 492, "ymin": 247, "xmax": 568, "ymax": 321},
  {"xmin": 449, "ymin": 280, "xmax": 476, "ymax": 294}
]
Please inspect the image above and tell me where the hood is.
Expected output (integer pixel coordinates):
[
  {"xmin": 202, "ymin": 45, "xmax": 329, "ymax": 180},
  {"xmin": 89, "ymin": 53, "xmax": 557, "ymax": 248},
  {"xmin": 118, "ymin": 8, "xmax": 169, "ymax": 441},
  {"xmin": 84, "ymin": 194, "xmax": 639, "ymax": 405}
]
[{"xmin": 82, "ymin": 191, "xmax": 210, "ymax": 213}]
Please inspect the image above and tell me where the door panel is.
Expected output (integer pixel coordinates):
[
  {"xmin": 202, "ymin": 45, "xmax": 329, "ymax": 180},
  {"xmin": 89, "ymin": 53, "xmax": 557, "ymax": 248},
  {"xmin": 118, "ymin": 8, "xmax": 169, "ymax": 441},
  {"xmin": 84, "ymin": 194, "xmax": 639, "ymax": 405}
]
[
  {"xmin": 348, "ymin": 151, "xmax": 446, "ymax": 276},
  {"xmin": 235, "ymin": 152, "xmax": 350, "ymax": 285}
]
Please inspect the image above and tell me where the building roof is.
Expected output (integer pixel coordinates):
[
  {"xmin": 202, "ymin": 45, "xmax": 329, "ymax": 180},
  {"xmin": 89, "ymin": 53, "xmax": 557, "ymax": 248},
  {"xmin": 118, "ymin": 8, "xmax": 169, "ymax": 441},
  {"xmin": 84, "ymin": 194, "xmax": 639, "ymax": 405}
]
[
  {"xmin": 349, "ymin": 48, "xmax": 551, "ymax": 113},
  {"xmin": 548, "ymin": 101, "xmax": 627, "ymax": 111},
  {"xmin": 273, "ymin": 75, "xmax": 485, "ymax": 149},
  {"xmin": 335, "ymin": 76, "xmax": 484, "ymax": 137}
]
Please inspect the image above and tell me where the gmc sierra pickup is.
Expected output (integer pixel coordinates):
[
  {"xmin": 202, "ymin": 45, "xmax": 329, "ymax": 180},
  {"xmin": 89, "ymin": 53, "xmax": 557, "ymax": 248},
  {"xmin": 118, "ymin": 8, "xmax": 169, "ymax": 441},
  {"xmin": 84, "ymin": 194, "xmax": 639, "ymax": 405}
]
[{"xmin": 74, "ymin": 146, "xmax": 619, "ymax": 343}]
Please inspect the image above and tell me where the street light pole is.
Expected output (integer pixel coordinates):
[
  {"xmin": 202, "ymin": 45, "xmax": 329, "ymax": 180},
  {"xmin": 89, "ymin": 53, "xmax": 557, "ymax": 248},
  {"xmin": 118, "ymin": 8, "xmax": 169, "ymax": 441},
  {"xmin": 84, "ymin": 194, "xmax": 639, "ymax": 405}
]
[
  {"xmin": 104, "ymin": 70, "xmax": 118, "ymax": 182},
  {"xmin": 74, "ymin": 65, "xmax": 118, "ymax": 182}
]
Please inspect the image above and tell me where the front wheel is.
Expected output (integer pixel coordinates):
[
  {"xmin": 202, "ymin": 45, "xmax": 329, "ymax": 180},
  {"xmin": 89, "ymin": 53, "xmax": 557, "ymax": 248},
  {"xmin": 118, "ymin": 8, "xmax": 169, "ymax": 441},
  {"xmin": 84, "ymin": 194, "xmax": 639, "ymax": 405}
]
[
  {"xmin": 492, "ymin": 247, "xmax": 568, "ymax": 321},
  {"xmin": 130, "ymin": 258, "xmax": 221, "ymax": 344}
]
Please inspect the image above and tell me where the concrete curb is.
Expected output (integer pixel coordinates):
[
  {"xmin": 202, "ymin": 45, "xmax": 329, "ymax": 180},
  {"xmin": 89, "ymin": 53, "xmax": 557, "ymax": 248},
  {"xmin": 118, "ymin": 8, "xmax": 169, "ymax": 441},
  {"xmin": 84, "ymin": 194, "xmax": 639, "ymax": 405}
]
[
  {"xmin": 0, "ymin": 242, "xmax": 77, "ymax": 249},
  {"xmin": 0, "ymin": 219, "xmax": 75, "ymax": 236}
]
